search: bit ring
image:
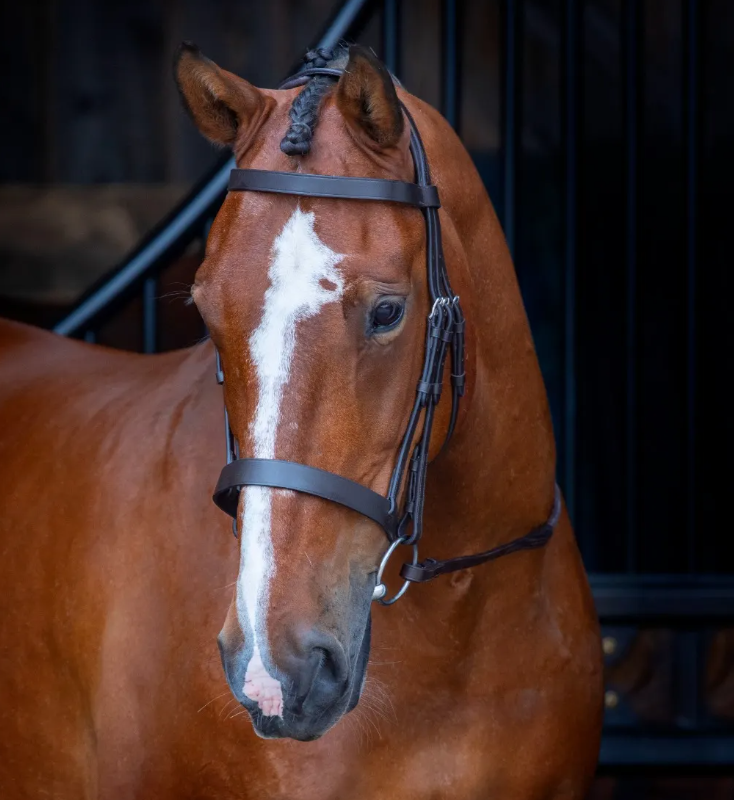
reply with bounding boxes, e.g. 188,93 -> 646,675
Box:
372,536 -> 419,606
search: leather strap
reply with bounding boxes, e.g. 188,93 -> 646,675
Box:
213,458 -> 397,537
278,67 -> 347,89
228,169 -> 441,209
400,485 -> 562,582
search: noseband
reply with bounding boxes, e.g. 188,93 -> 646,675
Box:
212,65 -> 561,604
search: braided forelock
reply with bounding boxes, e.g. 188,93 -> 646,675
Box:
280,46 -> 350,156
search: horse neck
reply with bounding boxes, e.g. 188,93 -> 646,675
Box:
420,142 -> 557,582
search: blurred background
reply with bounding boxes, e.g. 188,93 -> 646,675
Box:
1,0 -> 733,795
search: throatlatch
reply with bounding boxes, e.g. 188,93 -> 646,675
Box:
211,57 -> 560,605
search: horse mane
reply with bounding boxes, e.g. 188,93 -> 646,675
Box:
280,46 -> 350,156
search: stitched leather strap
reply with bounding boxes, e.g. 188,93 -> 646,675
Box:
213,458 -> 397,537
228,169 -> 441,209
400,485 -> 562,582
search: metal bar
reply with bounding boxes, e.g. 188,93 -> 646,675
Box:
53,160 -> 229,338
441,0 -> 461,131
382,0 -> 400,76
502,0 -> 518,256
599,734 -> 734,767
562,0 -> 578,533
675,631 -> 700,729
318,0 -> 376,51
623,0 -> 639,572
202,217 -> 214,252
142,276 -> 158,354
591,574 -> 734,620
57,184 -> 231,346
684,0 -> 698,572
53,0 -> 377,339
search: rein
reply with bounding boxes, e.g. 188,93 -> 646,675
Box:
211,65 -> 561,605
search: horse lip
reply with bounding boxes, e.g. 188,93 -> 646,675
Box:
248,706 -> 339,742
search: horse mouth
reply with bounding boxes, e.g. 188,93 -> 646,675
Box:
245,704 -> 345,742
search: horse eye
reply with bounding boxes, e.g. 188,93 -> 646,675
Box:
371,299 -> 405,331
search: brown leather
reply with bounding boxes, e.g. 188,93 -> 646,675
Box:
214,458 -> 397,535
400,485 -> 561,581
228,169 -> 441,208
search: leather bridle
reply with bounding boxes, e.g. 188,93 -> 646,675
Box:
211,65 -> 561,605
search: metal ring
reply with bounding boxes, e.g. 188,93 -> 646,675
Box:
372,536 -> 419,606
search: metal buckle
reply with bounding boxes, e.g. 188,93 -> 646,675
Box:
372,536 -> 419,606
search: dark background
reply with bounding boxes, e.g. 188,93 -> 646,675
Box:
1,0 -> 733,796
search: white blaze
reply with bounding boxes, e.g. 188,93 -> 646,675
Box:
238,208 -> 345,717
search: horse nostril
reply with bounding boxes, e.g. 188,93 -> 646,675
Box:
311,645 -> 340,685
291,649 -> 323,712
290,633 -> 348,715
309,647 -> 327,677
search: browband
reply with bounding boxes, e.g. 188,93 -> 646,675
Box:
228,169 -> 440,209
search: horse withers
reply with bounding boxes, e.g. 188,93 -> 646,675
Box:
0,43 -> 603,799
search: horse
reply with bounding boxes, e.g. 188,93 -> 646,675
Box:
0,43 -> 603,799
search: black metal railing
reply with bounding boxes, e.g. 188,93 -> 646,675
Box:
48,0 -> 734,769
53,0 -> 376,342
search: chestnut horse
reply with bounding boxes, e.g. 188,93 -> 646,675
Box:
0,44 -> 602,799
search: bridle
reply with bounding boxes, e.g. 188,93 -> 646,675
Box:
211,64 -> 561,605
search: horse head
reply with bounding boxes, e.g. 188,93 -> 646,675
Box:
176,43 -> 458,741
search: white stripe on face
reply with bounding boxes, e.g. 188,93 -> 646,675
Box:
237,208 -> 345,717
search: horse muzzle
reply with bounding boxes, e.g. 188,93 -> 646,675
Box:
217,624 -> 368,741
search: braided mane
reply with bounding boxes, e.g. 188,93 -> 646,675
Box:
280,46 -> 350,156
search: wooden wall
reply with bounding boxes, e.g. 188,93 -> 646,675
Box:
0,0 -> 336,184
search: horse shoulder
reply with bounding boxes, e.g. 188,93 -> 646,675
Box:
0,322 -> 228,798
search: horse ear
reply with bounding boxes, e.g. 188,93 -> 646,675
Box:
335,45 -> 404,150
174,42 -> 266,147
